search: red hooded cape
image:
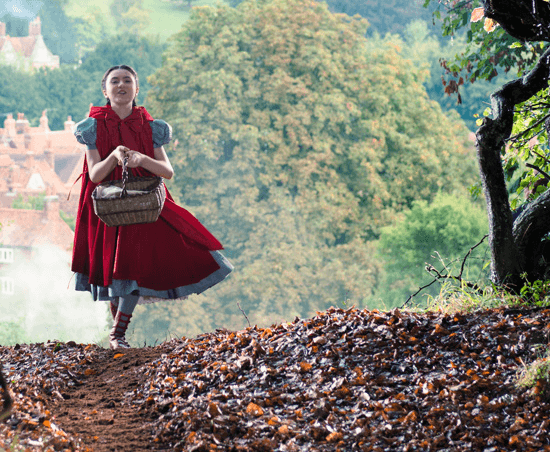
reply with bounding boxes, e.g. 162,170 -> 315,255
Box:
71,105 -> 223,290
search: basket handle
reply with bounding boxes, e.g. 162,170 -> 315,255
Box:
121,156 -> 129,198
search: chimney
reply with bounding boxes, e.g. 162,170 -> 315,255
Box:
29,17 -> 41,36
43,195 -> 60,221
39,110 -> 49,131
64,116 -> 75,132
4,114 -> 15,136
0,22 -> 5,37
15,113 -> 29,134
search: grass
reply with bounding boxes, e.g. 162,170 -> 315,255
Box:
517,351 -> 550,397
66,0 -> 229,42
417,279 -> 550,396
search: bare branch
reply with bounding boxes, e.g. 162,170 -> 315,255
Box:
237,302 -> 251,328
400,235 -> 488,309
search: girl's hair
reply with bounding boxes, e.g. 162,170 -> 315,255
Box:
101,65 -> 139,107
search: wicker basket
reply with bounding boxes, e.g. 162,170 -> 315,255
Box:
92,158 -> 166,227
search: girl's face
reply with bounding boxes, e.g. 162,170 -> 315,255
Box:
103,69 -> 139,106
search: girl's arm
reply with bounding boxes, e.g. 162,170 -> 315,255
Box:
86,146 -> 127,183
126,147 -> 174,180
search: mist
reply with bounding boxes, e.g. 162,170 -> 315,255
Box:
0,244 -> 108,345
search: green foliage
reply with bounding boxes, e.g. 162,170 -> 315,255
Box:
424,0 -> 546,84
231,0 -> 434,36
0,65 -> 38,119
0,34 -> 165,130
71,6 -> 112,58
110,0 -> 152,35
146,0 -> 478,329
163,0 -> 201,8
0,14 -> 28,37
398,20 -> 516,131
368,193 -> 489,309
59,210 -> 76,231
422,0 -> 550,226
37,0 -> 80,64
502,88 -> 550,211
75,33 -> 166,110
322,0 -> 434,37
517,351 -> 550,395
519,275 -> 550,306
11,192 -> 46,210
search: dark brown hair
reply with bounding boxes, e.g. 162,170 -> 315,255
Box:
101,65 -> 139,107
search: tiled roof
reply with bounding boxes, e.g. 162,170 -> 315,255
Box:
56,154 -> 84,184
0,113 -> 86,201
0,205 -> 73,251
0,36 -> 36,57
0,155 -> 66,194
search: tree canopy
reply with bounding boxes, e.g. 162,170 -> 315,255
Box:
146,0 -> 478,329
0,34 -> 165,130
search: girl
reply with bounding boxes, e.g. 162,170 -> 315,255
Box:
72,65 -> 233,349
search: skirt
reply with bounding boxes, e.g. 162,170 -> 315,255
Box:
75,250 -> 233,303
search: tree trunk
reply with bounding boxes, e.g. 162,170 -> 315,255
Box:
476,46 -> 550,288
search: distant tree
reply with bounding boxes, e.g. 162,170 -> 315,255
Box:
163,0 -> 200,8
398,20 -> 515,131
0,14 -> 28,36
72,6 -> 112,59
110,0 -> 151,35
369,193 -> 489,309
36,0 -> 79,64
79,33 -> 165,108
147,0 -> 478,329
228,0 -> 433,36
0,64 -> 39,121
11,192 -> 46,210
33,65 -> 95,130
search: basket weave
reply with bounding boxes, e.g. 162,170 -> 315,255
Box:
92,160 -> 166,227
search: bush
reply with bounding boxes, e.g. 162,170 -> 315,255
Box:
368,193 -> 490,309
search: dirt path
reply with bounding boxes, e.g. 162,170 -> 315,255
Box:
3,306 -> 550,451
49,347 -> 168,452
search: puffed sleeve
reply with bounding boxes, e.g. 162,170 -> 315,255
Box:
150,119 -> 172,148
73,117 -> 97,150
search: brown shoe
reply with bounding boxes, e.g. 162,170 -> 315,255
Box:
109,312 -> 132,349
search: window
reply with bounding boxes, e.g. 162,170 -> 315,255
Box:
0,277 -> 14,295
0,248 -> 14,263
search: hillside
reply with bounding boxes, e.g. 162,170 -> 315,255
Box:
0,306 -> 549,451
66,0 -> 229,41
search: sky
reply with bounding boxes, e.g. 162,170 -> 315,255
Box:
0,0 -> 42,19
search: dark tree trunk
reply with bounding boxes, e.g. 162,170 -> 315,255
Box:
476,35 -> 550,288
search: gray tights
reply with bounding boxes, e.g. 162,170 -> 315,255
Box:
111,294 -> 140,315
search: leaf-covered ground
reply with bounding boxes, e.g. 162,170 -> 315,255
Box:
1,306 -> 550,451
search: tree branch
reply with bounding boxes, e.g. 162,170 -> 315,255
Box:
525,163 -> 550,182
400,235 -> 488,309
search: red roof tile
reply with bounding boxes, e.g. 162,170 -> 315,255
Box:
0,204 -> 73,251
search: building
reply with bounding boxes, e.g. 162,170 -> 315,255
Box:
0,110 -> 85,216
0,196 -> 73,297
0,17 -> 60,71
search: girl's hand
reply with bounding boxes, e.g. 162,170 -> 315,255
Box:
111,146 -> 129,165
125,150 -> 144,168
